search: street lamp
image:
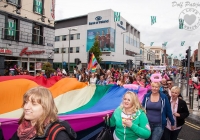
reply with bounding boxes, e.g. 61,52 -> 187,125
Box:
121,30 -> 128,55
68,28 -> 77,73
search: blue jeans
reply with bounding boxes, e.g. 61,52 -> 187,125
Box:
147,123 -> 164,140
161,127 -> 182,140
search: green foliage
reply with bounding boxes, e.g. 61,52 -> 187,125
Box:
89,37 -> 103,63
42,62 -> 55,78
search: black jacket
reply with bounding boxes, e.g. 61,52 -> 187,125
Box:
176,98 -> 189,127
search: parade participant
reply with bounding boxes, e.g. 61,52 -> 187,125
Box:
117,75 -> 125,86
10,86 -> 76,140
89,73 -> 97,85
132,75 -> 144,86
142,82 -> 175,140
162,86 -> 189,140
97,75 -> 107,85
109,91 -> 151,140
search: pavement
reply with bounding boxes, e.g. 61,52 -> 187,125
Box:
175,77 -> 200,119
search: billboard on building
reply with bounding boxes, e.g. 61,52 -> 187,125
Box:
86,27 -> 115,52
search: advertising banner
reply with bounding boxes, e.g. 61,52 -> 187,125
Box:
145,65 -> 166,70
86,27 -> 115,52
36,62 -> 42,70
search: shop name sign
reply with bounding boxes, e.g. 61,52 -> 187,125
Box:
20,47 -> 45,56
89,16 -> 109,25
117,21 -> 126,30
0,49 -> 12,54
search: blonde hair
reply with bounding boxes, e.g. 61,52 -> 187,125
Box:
171,86 -> 180,94
151,82 -> 161,87
120,91 -> 143,113
19,86 -> 58,136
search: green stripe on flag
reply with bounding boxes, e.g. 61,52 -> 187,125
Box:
62,85 -> 113,115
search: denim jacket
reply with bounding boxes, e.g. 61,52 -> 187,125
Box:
142,91 -> 175,128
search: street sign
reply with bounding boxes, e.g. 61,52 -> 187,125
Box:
194,61 -> 200,67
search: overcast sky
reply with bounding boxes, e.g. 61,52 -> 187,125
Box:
55,0 -> 200,58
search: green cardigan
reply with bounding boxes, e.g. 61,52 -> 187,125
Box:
109,107 -> 151,140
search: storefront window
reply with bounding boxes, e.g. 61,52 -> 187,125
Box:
22,62 -> 27,70
29,62 -> 35,71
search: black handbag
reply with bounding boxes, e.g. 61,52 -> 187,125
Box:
95,116 -> 113,140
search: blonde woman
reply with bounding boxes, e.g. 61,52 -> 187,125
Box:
109,91 -> 151,140
162,86 -> 189,140
142,82 -> 175,140
10,86 -> 76,140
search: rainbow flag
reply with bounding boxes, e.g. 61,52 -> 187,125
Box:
0,76 -> 148,139
88,53 -> 98,72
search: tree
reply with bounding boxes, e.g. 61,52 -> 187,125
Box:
42,62 -> 55,78
89,37 -> 103,63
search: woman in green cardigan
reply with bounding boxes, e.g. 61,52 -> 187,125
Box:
109,91 -> 151,140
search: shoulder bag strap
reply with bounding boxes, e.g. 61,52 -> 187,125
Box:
46,123 -> 66,140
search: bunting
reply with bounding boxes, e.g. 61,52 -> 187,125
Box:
163,42 -> 168,47
179,19 -> 184,29
150,42 -> 154,46
114,12 -> 120,22
151,16 -> 156,25
181,41 -> 185,46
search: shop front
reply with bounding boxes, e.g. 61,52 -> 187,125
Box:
1,47 -> 48,76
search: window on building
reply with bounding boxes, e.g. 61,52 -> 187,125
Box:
76,47 -> 79,53
32,24 -> 43,45
55,36 -> 60,41
5,18 -> 17,40
61,48 -> 66,53
70,34 -> 74,40
77,33 -> 80,39
33,0 -> 43,15
62,35 -> 66,41
54,48 -> 59,53
126,36 -> 129,44
70,47 -> 73,53
6,0 -> 20,5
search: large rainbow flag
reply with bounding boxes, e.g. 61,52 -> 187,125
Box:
0,76 -> 148,140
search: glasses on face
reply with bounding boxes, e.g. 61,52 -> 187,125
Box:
167,83 -> 172,85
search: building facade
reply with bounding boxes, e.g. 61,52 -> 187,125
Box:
0,0 -> 55,76
146,46 -> 165,65
137,42 -> 155,66
54,9 -> 141,71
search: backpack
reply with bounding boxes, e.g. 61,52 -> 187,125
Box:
46,120 -> 77,140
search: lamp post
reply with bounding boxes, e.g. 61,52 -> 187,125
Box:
121,30 -> 128,55
68,28 -> 77,73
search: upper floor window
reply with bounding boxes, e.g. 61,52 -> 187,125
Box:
55,36 -> 60,41
54,48 -> 59,53
77,33 -> 80,39
32,24 -> 44,45
62,35 -> 66,41
70,34 -> 74,40
76,47 -> 79,53
6,0 -> 20,5
33,0 -> 43,15
5,18 -> 17,40
61,48 -> 66,53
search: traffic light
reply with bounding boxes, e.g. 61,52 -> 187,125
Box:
75,58 -> 81,65
185,49 -> 189,61
140,61 -> 143,66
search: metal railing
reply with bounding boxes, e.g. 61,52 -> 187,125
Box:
1,28 -> 45,46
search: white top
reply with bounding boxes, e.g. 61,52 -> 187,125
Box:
90,77 -> 97,85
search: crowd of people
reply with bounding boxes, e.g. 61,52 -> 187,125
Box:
3,65 -> 200,140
